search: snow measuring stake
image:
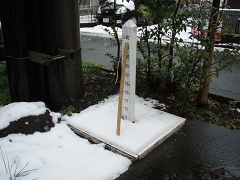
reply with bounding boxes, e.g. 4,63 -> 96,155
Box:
116,20 -> 137,136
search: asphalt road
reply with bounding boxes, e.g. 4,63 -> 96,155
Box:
81,34 -> 116,69
80,33 -> 240,101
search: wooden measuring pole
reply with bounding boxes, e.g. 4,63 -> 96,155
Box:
116,42 -> 129,136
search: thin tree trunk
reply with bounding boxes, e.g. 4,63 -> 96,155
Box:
166,0 -> 181,91
197,0 -> 220,105
145,26 -> 151,83
168,0 -> 181,72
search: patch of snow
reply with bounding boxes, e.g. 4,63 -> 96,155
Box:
0,102 -> 46,129
108,0 -> 135,10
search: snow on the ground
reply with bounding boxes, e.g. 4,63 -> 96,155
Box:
0,97 -> 133,180
66,95 -> 185,156
80,24 -> 193,43
0,94 -> 186,180
0,102 -> 46,130
0,123 -> 131,180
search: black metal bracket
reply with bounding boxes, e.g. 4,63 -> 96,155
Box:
58,47 -> 82,61
3,47 -> 81,65
28,50 -> 65,66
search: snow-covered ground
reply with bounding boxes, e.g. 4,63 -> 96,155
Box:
0,94 -> 186,180
66,95 -> 185,159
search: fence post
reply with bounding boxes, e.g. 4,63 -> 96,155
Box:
121,20 -> 137,123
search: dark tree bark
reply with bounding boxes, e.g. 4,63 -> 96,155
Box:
23,0 -> 47,103
0,0 -> 30,102
40,0 -> 62,111
1,0 -> 62,111
56,0 -> 84,100
197,0 -> 221,105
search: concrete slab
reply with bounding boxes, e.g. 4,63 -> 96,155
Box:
67,95 -> 186,161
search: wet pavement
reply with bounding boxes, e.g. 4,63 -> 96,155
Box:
117,119 -> 240,179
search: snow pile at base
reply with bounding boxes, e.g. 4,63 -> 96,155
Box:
0,102 -> 46,129
0,95 -> 185,180
0,99 -> 131,180
0,123 -> 131,180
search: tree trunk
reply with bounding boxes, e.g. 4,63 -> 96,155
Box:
0,0 -> 31,102
197,0 -> 221,105
56,0 -> 84,101
166,0 -> 181,91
